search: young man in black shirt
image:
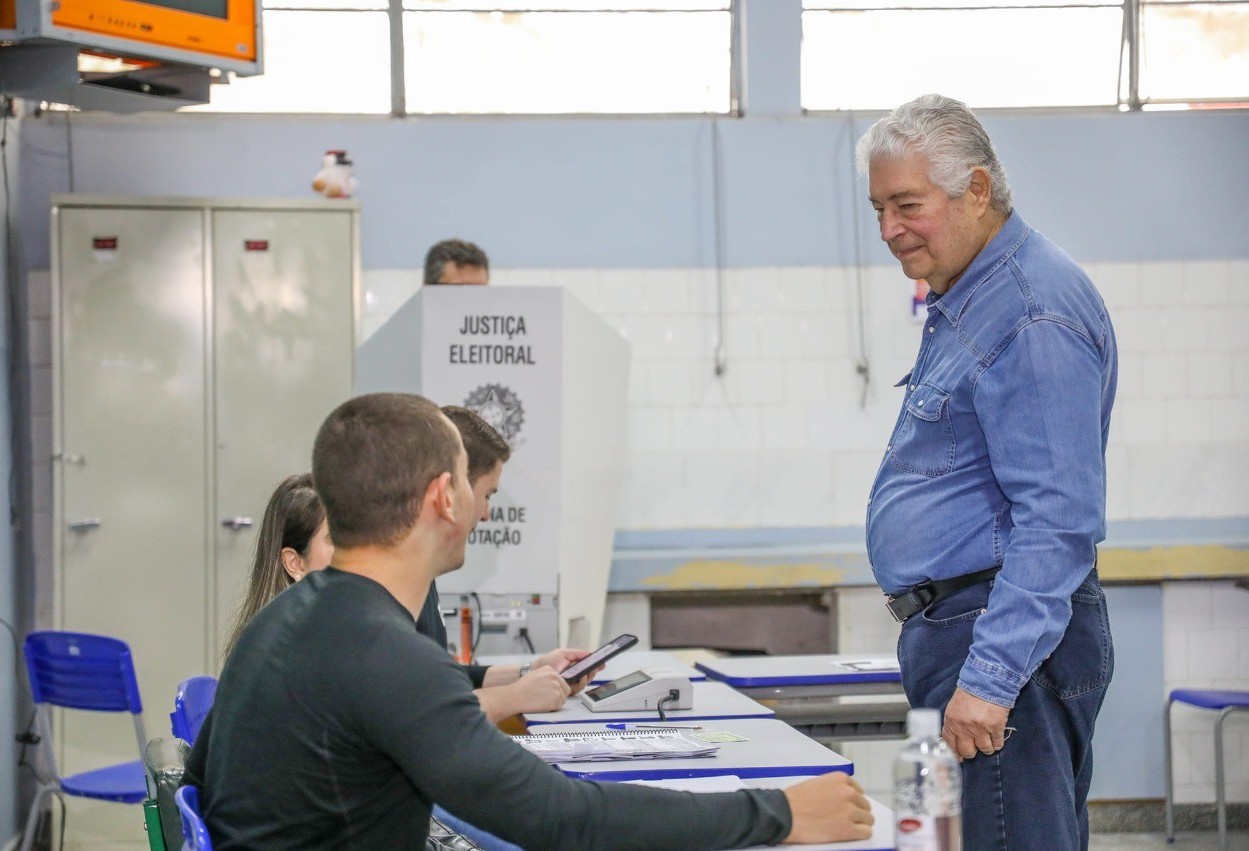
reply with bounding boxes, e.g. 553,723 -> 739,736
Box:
186,392 -> 873,849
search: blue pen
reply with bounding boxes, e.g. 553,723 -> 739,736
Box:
606,723 -> 702,730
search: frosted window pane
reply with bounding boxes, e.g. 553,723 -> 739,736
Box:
1140,3 -> 1249,101
804,0 -> 1117,7
263,0 -> 386,10
187,11 -> 391,113
405,2 -> 727,10
802,8 -> 1123,110
403,11 -> 730,113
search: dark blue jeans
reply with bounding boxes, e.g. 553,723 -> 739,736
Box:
897,570 -> 1113,850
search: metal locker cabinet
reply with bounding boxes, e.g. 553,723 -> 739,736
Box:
53,203 -> 210,843
210,205 -> 357,662
50,196 -> 357,846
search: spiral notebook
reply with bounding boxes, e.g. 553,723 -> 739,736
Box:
514,729 -> 720,763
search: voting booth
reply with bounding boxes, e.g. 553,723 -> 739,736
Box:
356,285 -> 629,652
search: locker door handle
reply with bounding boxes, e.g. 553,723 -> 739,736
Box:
221,517 -> 255,530
68,518 -> 102,531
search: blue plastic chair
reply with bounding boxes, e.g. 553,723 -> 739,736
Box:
175,785 -> 213,850
19,631 -> 150,851
1164,688 -> 1249,851
170,676 -> 218,746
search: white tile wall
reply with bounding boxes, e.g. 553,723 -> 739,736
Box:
360,256 -> 1249,530
1138,261 -> 1187,306
1181,260 -> 1232,306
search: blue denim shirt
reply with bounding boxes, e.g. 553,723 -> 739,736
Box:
867,211 -> 1117,708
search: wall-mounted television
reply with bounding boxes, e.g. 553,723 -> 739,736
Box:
2,0 -> 260,75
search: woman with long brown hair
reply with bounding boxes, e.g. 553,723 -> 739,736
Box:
222,473 -> 332,661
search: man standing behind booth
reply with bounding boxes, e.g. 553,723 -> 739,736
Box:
419,243 -> 572,717
185,393 -> 874,849
858,94 -> 1117,850
425,238 -> 490,286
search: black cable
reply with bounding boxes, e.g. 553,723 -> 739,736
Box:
656,689 -> 680,722
2,611 -> 67,850
0,616 -> 30,699
517,627 -> 535,655
15,703 -> 66,850
16,708 -> 45,779
470,592 -> 482,653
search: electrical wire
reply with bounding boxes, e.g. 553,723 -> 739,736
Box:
16,702 -> 67,851
0,616 -> 31,700
17,134 -> 70,160
710,118 -> 728,378
470,592 -> 482,653
517,627 -> 535,655
846,112 -> 872,409
656,690 -> 680,722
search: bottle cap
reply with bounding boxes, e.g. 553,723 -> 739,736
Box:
906,707 -> 941,739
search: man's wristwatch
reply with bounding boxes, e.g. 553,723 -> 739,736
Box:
518,663 -> 532,680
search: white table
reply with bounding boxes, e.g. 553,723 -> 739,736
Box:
696,655 -> 909,743
696,654 -> 903,699
542,717 -> 854,783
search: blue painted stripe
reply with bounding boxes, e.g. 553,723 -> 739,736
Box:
694,662 -> 900,689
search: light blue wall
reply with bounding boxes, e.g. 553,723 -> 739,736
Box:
17,109 -> 1249,275
1091,585 -> 1165,800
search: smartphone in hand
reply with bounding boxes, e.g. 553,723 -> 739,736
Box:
559,633 -> 638,683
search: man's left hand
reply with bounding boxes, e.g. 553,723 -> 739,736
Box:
533,647 -> 584,672
532,648 -> 602,695
942,686 -> 1010,761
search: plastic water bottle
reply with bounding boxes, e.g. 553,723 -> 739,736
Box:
894,708 -> 962,850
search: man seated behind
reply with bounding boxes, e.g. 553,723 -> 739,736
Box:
186,392 -> 873,849
425,404 -> 583,720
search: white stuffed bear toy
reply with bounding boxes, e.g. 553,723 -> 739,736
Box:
311,150 -> 357,198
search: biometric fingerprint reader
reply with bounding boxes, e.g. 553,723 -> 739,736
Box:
579,670 -> 694,712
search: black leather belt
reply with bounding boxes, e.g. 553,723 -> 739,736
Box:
885,566 -> 1002,623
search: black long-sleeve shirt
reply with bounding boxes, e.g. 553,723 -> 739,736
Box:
185,568 -> 792,849
416,581 -> 488,687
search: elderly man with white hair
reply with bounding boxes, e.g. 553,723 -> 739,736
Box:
859,94 -> 1118,851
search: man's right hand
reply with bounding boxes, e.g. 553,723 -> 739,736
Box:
508,667 -> 570,713
475,668 -> 571,722
782,772 -> 874,844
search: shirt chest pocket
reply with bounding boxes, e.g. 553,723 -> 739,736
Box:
888,382 -> 955,478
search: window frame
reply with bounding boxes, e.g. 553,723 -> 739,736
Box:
185,0 -> 1246,114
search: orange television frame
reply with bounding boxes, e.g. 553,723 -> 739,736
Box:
5,0 -> 260,74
